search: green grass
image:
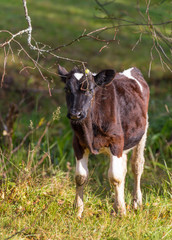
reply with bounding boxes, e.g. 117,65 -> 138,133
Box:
0,0 -> 172,239
0,168 -> 171,239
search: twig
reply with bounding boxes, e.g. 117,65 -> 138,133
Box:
96,17 -> 172,27
32,152 -> 49,172
0,113 -> 8,131
0,0 -> 171,85
50,26 -> 115,52
148,43 -> 155,77
36,121 -> 51,148
94,0 -> 114,26
1,47 -> 9,87
0,0 -> 87,66
99,42 -> 109,52
137,0 -> 147,23
11,124 -> 41,154
13,38 -> 53,95
162,224 -> 172,239
26,121 -> 51,170
132,33 -> 143,51
95,0 -> 172,75
4,228 -> 26,240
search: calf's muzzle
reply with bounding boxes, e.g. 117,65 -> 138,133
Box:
67,111 -> 86,121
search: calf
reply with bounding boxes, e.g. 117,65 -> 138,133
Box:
58,65 -> 149,217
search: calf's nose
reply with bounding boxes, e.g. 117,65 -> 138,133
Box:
69,111 -> 82,120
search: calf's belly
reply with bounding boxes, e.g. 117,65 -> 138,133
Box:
123,130 -> 145,151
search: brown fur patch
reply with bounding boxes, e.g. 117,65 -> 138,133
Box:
71,68 -> 149,159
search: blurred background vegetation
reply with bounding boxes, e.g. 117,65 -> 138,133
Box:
0,0 -> 171,239
0,0 -> 171,175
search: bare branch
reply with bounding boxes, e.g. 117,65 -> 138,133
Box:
94,0 -> 114,25
51,27 -> 115,52
1,47 -> 8,87
0,0 -> 87,66
0,0 -> 171,86
94,0 -> 172,74
96,18 -> 172,27
148,43 -> 155,78
0,113 -> 7,131
32,152 -> 49,172
132,33 -> 142,51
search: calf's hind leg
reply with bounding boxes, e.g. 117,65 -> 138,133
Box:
74,150 -> 89,218
131,123 -> 148,210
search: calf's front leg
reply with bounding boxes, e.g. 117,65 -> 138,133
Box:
108,153 -> 127,215
74,150 -> 89,218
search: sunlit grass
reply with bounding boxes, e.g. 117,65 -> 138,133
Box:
0,95 -> 172,239
0,164 -> 171,239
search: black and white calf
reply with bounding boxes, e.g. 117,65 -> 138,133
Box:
58,65 -> 149,217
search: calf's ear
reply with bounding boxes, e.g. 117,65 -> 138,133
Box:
58,65 -> 68,83
94,69 -> 115,86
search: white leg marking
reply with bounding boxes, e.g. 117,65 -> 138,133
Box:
75,150 -> 89,218
108,153 -> 127,215
132,117 -> 148,209
119,68 -> 143,92
75,153 -> 88,178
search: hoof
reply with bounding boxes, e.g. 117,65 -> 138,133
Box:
73,200 -> 83,218
133,199 -> 142,210
77,211 -> 83,219
133,200 -> 138,210
111,205 -> 126,216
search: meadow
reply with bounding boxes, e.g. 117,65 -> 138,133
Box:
0,0 -> 172,239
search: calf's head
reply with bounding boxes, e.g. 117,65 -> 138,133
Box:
58,65 -> 115,122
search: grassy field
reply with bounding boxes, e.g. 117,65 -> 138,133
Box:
0,0 -> 172,239
0,88 -> 171,239
0,168 -> 171,239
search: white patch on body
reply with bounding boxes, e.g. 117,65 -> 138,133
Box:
74,73 -> 84,81
120,67 -> 143,92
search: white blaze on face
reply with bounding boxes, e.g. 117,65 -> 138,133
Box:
120,68 -> 143,92
92,73 -> 97,76
74,73 -> 84,81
